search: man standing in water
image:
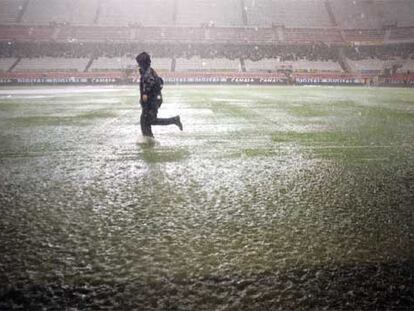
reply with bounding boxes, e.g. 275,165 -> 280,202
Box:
136,52 -> 183,138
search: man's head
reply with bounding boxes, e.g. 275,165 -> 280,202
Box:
136,52 -> 151,70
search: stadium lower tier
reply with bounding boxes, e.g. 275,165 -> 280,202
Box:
0,71 -> 413,86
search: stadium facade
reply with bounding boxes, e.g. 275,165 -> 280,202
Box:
0,0 -> 413,86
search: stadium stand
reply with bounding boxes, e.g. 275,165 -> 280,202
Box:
0,25 -> 53,41
134,27 -> 185,42
243,0 -> 276,26
89,56 -> 171,72
98,0 -> 174,26
89,56 -> 134,71
57,26 -> 132,42
282,0 -> 333,28
22,0 -> 98,25
0,57 -> 17,72
14,57 -> 89,72
377,0 -> 414,27
175,57 -> 241,72
347,58 -> 392,74
288,60 -> 342,72
245,58 -> 278,72
151,58 -> 173,72
0,0 -> 413,86
284,28 -> 343,45
390,27 -> 414,42
342,29 -> 385,44
329,0 -> 381,29
328,0 -> 413,30
10,0 -> 414,30
176,0 -> 242,27
0,0 -> 26,24
400,59 -> 414,73
244,0 -> 332,28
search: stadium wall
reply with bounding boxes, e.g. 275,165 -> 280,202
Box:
1,71 -> 412,86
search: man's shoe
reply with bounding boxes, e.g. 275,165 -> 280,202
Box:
176,116 -> 183,131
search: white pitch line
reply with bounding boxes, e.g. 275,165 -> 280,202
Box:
305,145 -> 392,149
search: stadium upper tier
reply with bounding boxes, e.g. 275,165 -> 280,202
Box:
0,0 -> 413,49
244,0 -> 333,28
330,0 -> 414,29
22,0 -> 98,25
0,0 -> 25,24
0,0 -> 413,29
176,0 -> 242,27
97,0 -> 174,26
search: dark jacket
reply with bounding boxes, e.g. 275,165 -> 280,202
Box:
139,67 -> 163,108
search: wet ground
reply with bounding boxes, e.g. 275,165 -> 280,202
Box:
0,85 -> 414,310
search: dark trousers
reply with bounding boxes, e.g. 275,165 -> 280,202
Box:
140,104 -> 176,137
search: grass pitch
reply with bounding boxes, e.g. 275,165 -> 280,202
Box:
0,85 -> 414,309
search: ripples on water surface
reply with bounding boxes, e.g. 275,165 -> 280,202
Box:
0,85 -> 414,310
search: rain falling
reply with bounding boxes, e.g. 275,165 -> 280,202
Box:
0,0 -> 414,310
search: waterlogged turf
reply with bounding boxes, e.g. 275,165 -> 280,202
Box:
0,85 -> 414,310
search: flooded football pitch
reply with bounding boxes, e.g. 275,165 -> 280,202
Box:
0,85 -> 414,310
